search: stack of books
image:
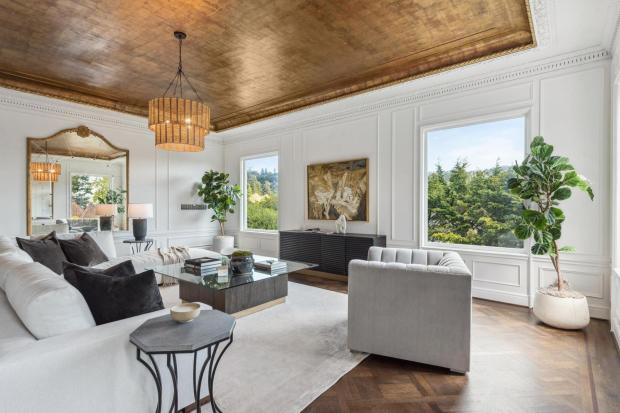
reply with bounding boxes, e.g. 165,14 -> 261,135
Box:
254,259 -> 288,274
184,257 -> 221,276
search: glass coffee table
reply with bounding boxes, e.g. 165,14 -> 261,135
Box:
150,256 -> 316,317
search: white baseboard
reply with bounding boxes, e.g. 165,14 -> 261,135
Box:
590,305 -> 610,320
472,287 -> 529,306
612,318 -> 620,354
473,287 -> 610,320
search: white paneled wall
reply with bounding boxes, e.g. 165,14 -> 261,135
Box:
0,88 -> 224,255
223,52 -> 612,319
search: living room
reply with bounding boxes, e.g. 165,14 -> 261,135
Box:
1,1 -> 620,412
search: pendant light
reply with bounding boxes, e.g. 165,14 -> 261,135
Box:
31,141 -> 61,182
148,31 -> 210,152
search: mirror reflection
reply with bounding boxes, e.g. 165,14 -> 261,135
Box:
28,126 -> 129,235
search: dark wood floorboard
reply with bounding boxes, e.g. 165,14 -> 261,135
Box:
289,274 -> 620,413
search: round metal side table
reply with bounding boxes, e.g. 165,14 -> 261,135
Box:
123,238 -> 154,254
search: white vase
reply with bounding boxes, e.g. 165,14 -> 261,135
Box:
213,235 -> 234,254
532,290 -> 590,330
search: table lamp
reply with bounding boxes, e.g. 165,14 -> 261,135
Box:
128,204 -> 153,241
95,204 -> 116,231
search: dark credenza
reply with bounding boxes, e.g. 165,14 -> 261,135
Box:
279,230 -> 386,276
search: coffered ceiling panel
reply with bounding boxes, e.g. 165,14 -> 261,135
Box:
0,0 -> 534,130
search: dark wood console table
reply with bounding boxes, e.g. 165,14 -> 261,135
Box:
279,230 -> 386,276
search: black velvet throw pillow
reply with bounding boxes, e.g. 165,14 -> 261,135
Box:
16,231 -> 67,274
72,269 -> 164,325
62,260 -> 136,288
58,232 -> 108,266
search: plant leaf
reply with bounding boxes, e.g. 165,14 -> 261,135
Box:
531,242 -> 549,255
514,224 -> 532,240
553,187 -> 572,201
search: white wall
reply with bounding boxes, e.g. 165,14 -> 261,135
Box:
0,88 -> 224,256
609,32 -> 620,347
222,50 -> 612,319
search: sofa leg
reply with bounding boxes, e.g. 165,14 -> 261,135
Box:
450,368 -> 467,375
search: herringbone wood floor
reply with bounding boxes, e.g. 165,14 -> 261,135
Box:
288,274 -> 620,413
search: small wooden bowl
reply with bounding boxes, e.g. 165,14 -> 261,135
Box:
170,303 -> 200,323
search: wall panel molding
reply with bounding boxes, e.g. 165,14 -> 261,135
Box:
473,260 -> 522,287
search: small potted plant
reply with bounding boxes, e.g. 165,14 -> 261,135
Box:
229,250 -> 254,276
509,136 -> 594,329
197,170 -> 242,253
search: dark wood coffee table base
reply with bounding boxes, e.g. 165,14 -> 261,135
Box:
179,273 -> 288,317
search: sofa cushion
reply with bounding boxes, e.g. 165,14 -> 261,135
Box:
58,232 -> 108,266
0,290 -> 36,353
4,262 -> 96,339
63,260 -> 136,287
16,231 -> 67,274
71,268 -> 163,325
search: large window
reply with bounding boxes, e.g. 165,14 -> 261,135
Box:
242,154 -> 278,231
425,116 -> 525,249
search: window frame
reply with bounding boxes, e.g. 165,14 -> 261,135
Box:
240,151 -> 279,234
419,109 -> 530,254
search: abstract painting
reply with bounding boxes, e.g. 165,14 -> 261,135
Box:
307,158 -> 368,221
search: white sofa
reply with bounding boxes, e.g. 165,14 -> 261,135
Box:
348,247 -> 472,373
0,232 -> 220,412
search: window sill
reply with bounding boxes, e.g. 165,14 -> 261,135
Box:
239,230 -> 279,237
422,243 -> 528,258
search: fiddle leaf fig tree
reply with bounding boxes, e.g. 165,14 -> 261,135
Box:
508,136 -> 594,292
197,170 -> 242,236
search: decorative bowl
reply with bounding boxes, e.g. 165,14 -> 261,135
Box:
170,302 -> 200,323
230,252 -> 254,276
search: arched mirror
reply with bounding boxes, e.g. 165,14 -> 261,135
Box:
27,126 -> 129,236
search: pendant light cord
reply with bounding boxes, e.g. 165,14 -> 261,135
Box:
162,33 -> 204,103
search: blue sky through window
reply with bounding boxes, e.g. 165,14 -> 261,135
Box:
427,117 -> 525,172
245,155 -> 278,172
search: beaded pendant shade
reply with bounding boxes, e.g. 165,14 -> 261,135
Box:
148,32 -> 210,152
30,141 -> 61,182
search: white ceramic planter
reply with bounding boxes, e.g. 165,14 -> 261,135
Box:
213,235 -> 234,253
532,290 -> 590,330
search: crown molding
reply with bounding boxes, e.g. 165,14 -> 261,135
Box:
603,0 -> 620,52
0,87 -> 147,131
0,87 -> 226,143
530,0 -> 553,50
220,47 -> 610,145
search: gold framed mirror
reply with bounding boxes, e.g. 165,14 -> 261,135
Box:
27,126 -> 129,236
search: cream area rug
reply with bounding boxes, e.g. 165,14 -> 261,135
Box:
159,282 -> 367,413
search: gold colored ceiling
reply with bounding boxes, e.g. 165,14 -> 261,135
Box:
0,0 -> 534,131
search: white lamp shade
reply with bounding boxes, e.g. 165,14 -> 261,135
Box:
128,203 -> 153,219
95,204 -> 116,216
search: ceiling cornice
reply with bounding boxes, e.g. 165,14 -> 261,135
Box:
0,88 -> 225,143
218,47 -> 610,144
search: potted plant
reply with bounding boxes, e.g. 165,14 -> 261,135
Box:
229,250 -> 254,276
508,136 -> 594,329
197,170 -> 242,253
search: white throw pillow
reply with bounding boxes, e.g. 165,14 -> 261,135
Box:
87,231 -> 117,259
0,237 -> 34,291
0,235 -> 30,259
5,262 -> 95,339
